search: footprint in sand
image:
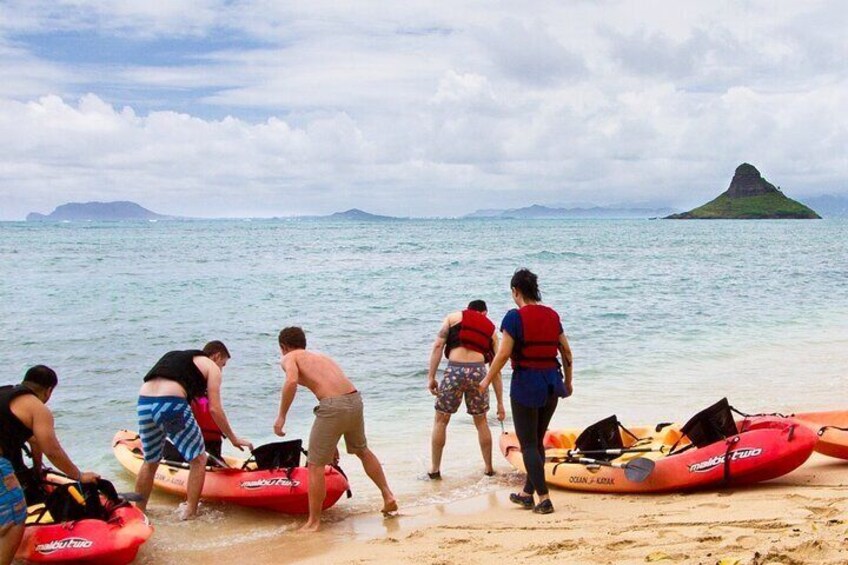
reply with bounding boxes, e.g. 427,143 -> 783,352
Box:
733,535 -> 758,550
698,502 -> 731,509
805,505 -> 840,519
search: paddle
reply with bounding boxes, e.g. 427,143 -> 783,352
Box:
562,446 -> 665,457
550,456 -> 655,482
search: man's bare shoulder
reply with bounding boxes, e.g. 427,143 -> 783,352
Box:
446,311 -> 462,325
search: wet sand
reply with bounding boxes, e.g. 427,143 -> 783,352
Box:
135,453 -> 848,564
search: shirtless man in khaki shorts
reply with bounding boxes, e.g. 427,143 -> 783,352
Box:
274,326 -> 397,532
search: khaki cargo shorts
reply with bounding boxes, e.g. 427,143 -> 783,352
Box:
308,391 -> 368,466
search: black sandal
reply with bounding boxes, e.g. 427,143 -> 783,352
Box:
509,492 -> 534,509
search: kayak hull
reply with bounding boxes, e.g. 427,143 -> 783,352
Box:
17,503 -> 151,564
112,430 -> 348,514
500,416 -> 816,493
793,411 -> 848,460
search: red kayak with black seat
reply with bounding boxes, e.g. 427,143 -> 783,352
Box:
17,474 -> 152,564
500,398 -> 817,493
112,430 -> 349,514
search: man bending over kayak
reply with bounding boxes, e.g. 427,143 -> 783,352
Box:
274,326 -> 397,532
0,366 -> 100,565
135,341 -> 252,520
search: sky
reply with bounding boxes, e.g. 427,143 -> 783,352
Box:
0,1 -> 845,219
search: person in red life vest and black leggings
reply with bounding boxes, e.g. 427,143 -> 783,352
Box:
427,300 -> 505,479
1,366 -> 100,564
479,269 -> 573,514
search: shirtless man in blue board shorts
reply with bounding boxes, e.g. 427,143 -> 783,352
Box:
274,326 -> 397,532
134,341 -> 253,520
427,300 -> 505,479
0,366 -> 100,565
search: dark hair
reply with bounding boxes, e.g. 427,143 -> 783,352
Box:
203,340 -> 231,359
278,327 -> 307,350
467,299 -> 487,312
24,365 -> 58,389
510,268 -> 541,302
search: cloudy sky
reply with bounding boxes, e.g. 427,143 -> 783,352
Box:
0,1 -> 845,219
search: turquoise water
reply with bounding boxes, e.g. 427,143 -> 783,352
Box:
1,219 -> 847,522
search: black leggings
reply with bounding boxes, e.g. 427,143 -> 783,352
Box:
511,394 -> 558,496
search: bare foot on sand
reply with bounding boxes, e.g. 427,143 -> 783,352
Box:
381,499 -> 399,517
298,520 -> 320,533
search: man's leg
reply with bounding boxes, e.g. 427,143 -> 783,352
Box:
353,448 -> 397,514
472,413 -> 494,475
134,461 -> 159,512
181,452 -> 208,520
430,411 -> 451,476
300,462 -> 325,532
0,523 -> 24,565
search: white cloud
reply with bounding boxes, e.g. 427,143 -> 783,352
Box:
0,0 -> 845,219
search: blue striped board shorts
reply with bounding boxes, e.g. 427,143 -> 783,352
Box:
137,396 -> 205,463
0,456 -> 27,526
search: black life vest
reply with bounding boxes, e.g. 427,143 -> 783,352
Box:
0,384 -> 36,473
510,305 -> 561,370
444,310 -> 495,362
143,350 -> 207,402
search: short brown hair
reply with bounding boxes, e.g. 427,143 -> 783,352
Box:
278,327 -> 307,350
203,340 -> 231,359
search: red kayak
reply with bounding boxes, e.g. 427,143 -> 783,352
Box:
17,479 -> 152,564
112,430 -> 349,514
793,410 -> 848,460
501,400 -> 816,493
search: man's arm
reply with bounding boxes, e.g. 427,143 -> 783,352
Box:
480,331 -> 514,392
205,360 -> 253,451
427,318 -> 450,395
29,399 -> 98,483
274,354 -> 299,436
559,333 -> 573,396
489,330 -> 505,420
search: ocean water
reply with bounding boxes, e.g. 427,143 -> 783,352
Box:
1,218 -> 847,535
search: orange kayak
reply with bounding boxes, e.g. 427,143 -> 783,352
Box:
112,430 -> 349,514
500,416 -> 815,493
793,411 -> 848,460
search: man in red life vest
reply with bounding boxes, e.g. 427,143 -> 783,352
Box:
427,300 -> 504,479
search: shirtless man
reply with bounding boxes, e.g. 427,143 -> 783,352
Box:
274,326 -> 397,532
0,365 -> 99,565
134,341 -> 252,520
427,299 -> 504,478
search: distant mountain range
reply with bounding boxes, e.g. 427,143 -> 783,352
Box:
27,201 -> 170,221
798,195 -> 848,218
465,204 -> 678,219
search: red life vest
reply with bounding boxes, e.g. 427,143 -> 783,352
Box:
458,310 -> 495,355
445,310 -> 495,361
511,304 -> 561,370
191,397 -> 224,441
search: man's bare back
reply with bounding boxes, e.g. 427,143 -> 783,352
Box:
283,349 -> 357,400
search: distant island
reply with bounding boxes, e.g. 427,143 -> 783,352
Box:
27,201 -> 169,222
466,204 -> 677,219
324,208 -> 400,221
666,164 -> 820,220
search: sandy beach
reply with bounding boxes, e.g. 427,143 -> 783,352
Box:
137,452 -> 848,565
